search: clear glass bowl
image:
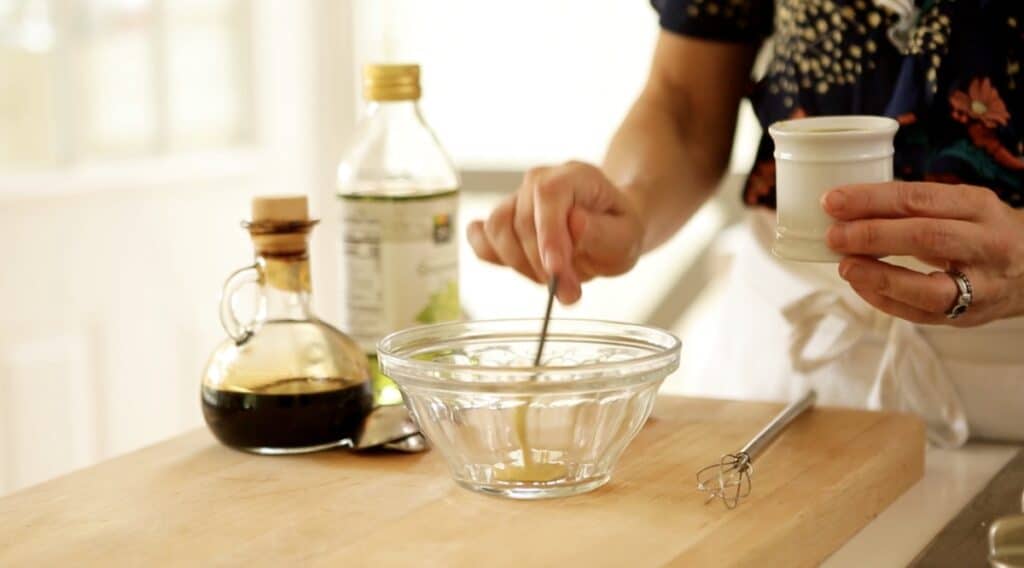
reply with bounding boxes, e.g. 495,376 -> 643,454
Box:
377,319 -> 681,499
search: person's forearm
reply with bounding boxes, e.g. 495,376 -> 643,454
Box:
602,91 -> 731,252
601,33 -> 756,253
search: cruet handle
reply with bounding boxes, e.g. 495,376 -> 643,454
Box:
219,264 -> 265,344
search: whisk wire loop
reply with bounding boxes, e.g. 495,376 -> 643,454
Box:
695,391 -> 816,509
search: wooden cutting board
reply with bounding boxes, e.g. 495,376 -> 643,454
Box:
0,396 -> 924,567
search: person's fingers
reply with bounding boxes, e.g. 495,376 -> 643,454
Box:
826,218 -> 987,262
532,173 -> 581,303
838,256 -> 958,314
483,194 -> 543,283
468,160 -> 639,305
822,181 -> 999,222
513,177 -> 546,281
571,208 -> 643,276
916,257 -> 951,270
848,284 -> 945,325
568,207 -> 587,244
566,209 -> 597,283
466,220 -> 501,265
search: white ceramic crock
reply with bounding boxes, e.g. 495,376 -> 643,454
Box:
768,115 -> 899,263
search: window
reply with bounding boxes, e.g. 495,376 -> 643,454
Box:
0,0 -> 253,172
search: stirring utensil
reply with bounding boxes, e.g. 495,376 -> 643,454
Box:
502,277 -> 561,479
696,390 -> 817,509
533,277 -> 559,367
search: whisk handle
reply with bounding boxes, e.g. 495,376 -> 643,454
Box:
740,390 -> 817,461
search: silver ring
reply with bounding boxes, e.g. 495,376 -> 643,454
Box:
946,269 -> 973,320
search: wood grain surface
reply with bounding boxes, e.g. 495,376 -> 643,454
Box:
0,396 -> 925,567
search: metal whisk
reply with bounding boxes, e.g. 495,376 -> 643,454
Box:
696,390 -> 817,509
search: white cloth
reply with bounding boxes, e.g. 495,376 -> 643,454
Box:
677,211 -> 1024,446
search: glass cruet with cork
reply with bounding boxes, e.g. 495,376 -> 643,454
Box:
200,195 -> 374,454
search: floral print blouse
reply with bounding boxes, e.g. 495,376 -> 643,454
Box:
651,0 -> 1024,209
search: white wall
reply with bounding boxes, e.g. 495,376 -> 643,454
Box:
0,181 -> 252,492
0,0 -> 342,496
352,0 -> 761,171
354,0 -> 659,167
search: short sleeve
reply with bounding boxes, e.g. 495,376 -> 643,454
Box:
651,0 -> 774,44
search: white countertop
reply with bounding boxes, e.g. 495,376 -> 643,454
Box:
825,444 -> 1021,567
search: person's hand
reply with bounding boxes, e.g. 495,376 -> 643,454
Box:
467,161 -> 644,304
822,181 -> 1024,326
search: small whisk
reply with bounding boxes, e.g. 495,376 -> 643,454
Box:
696,390 -> 817,509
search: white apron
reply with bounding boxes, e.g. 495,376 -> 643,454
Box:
676,210 -> 1024,446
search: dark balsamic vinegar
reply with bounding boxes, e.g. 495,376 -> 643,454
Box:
201,378 -> 373,451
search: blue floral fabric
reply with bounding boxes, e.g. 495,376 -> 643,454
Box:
651,0 -> 1024,208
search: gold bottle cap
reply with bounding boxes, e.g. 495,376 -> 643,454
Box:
247,194 -> 316,255
363,63 -> 421,101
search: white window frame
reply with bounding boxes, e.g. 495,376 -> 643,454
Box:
0,1 -> 358,202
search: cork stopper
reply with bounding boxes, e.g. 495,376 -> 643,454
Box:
246,194 -> 317,255
252,195 -> 308,224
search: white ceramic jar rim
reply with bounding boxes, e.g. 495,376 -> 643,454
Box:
769,115 -> 899,163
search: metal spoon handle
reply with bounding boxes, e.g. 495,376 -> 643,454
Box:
740,390 -> 817,461
533,277 -> 559,367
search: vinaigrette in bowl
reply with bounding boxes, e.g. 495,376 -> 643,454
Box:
377,319 -> 680,499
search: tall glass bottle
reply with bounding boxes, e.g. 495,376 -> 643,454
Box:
337,64 -> 461,406
201,195 -> 373,454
